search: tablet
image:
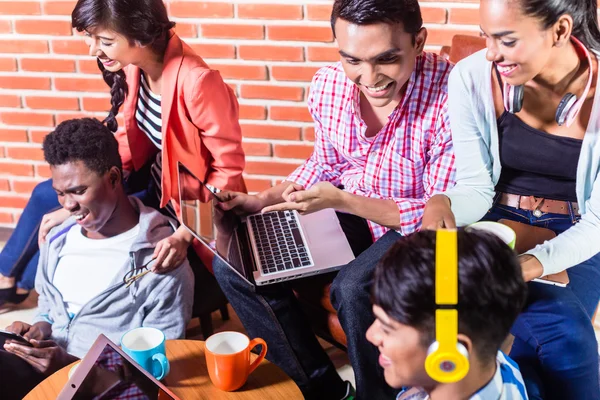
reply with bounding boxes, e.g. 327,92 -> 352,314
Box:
57,334 -> 180,400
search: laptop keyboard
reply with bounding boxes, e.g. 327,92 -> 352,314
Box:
249,211 -> 313,274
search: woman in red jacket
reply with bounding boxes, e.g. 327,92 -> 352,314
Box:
71,0 -> 245,271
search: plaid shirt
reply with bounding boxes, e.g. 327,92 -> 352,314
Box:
397,351 -> 528,400
287,53 -> 455,239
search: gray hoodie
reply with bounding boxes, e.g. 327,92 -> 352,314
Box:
32,197 -> 194,358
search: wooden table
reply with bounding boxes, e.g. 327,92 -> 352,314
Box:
24,339 -> 302,399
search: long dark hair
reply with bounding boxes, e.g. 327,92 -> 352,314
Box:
72,0 -> 175,132
519,0 -> 600,52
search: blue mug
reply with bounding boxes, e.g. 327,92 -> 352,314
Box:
120,327 -> 170,380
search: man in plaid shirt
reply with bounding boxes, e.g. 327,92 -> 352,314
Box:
216,0 -> 455,398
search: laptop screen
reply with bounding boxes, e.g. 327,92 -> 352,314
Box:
177,162 -> 249,280
70,343 -> 175,400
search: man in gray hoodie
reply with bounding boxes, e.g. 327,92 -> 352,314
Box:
0,118 -> 194,399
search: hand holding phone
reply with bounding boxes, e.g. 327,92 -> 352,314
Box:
0,329 -> 33,347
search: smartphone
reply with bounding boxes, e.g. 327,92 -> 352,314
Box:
531,278 -> 567,288
0,329 -> 33,346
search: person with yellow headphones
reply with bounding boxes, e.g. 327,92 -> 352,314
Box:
366,229 -> 528,399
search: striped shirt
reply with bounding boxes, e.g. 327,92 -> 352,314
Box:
397,352 -> 529,400
136,73 -> 162,149
286,53 -> 455,240
135,73 -> 177,219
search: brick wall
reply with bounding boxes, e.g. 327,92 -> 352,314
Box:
0,0 -> 482,226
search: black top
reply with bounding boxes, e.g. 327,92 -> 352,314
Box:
493,68 -> 583,201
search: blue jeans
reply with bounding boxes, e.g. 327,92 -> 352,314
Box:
0,165 -> 153,291
0,180 -> 60,289
483,203 -> 600,399
213,218 -> 396,400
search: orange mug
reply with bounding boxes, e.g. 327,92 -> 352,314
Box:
205,331 -> 268,391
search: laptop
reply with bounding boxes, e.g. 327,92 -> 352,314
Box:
57,334 -> 179,400
177,162 -> 355,286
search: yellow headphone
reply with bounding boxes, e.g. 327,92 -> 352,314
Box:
424,229 -> 470,383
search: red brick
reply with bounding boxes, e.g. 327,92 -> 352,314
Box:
268,26 -> 333,42
21,58 -> 76,72
54,77 -> 107,92
306,4 -> 331,21
241,124 -> 301,141
427,28 -> 479,46
0,20 -> 11,33
422,7 -> 448,24
0,195 -> 28,209
449,8 -> 480,25
239,45 -> 304,62
55,112 -> 95,124
242,141 -> 272,157
25,96 -> 79,111
0,162 -> 34,176
245,161 -> 300,176
0,112 -> 54,127
173,22 -> 197,38
238,4 -> 302,20
239,105 -> 267,120
307,46 -> 339,62
170,1 -> 233,18
11,179 -> 40,194
6,146 -> 44,161
0,2 -> 41,15
243,177 -> 273,193
51,39 -> 88,55
0,212 -> 13,224
188,43 -> 235,59
0,95 -> 20,108
30,130 -> 50,144
274,144 -> 314,159
43,1 -> 77,15
14,19 -> 72,36
77,59 -> 100,74
201,24 -> 264,40
0,178 -> 8,191
303,127 -> 315,141
82,97 -> 110,112
0,76 -> 50,90
240,85 -> 304,102
0,40 -> 48,53
0,57 -> 16,71
0,147 -> 4,158
36,164 -> 51,178
271,66 -> 319,82
0,129 -> 27,143
270,106 -> 312,123
211,64 -> 267,80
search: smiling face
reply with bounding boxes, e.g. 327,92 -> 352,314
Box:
480,0 -> 556,85
366,305 -> 436,389
334,18 -> 426,108
83,26 -> 143,72
51,161 -> 120,239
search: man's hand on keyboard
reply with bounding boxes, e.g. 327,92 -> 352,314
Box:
261,182 -> 343,215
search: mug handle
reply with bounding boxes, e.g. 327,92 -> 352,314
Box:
247,338 -> 268,374
152,353 -> 170,380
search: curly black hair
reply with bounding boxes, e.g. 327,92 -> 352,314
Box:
42,118 -> 122,175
